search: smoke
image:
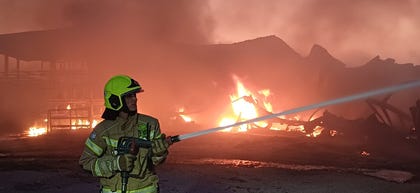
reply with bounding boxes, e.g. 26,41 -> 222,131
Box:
2,0 -> 419,65
0,0 -> 71,33
209,0 -> 420,66
1,0 -> 419,135
0,0 -> 217,134
0,0 -> 213,43
62,0 -> 213,44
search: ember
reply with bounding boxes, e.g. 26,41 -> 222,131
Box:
361,150 -> 370,157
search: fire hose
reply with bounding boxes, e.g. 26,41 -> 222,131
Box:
168,79 -> 420,144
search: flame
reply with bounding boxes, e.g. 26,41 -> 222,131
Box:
27,118 -> 100,137
218,118 -> 238,132
92,120 -> 99,128
178,107 -> 193,122
218,75 -> 326,137
230,82 -> 257,119
180,114 -> 193,122
218,77 -> 269,132
361,150 -> 370,157
329,130 -> 337,137
70,119 -> 101,130
25,102 -> 103,137
27,127 -> 47,137
311,126 -> 325,137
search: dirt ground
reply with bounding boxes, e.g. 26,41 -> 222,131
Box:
1,129 -> 420,193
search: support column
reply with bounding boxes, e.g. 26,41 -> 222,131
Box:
16,59 -> 20,79
4,55 -> 8,77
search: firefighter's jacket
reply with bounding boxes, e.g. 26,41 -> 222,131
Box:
79,113 -> 168,192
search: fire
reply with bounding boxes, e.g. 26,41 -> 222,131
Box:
218,75 -> 325,137
308,126 -> 324,137
218,118 -> 238,132
71,119 -> 91,130
26,118 -> 101,137
258,89 -> 273,111
70,119 -> 101,130
27,127 -> 47,137
329,130 -> 338,137
179,115 -> 192,122
218,77 -> 270,132
361,150 -> 370,157
178,108 -> 193,122
25,102 -> 103,137
92,120 -> 99,128
230,82 -> 257,119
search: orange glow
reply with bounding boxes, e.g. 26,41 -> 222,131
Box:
329,130 -> 337,137
218,77 -> 270,132
311,126 -> 325,137
27,127 -> 47,137
92,120 -> 99,128
361,150 -> 370,157
218,75 -> 326,137
231,82 -> 257,119
218,118 -> 238,132
27,118 -> 100,137
70,119 -> 101,130
66,104 -> 71,110
178,107 -> 193,122
180,115 -> 193,122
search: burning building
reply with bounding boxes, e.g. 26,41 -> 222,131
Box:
1,27 -> 420,167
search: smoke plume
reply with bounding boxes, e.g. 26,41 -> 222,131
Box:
0,0 -> 213,44
209,0 -> 420,66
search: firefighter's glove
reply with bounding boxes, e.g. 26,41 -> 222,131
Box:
152,135 -> 170,156
115,154 -> 137,172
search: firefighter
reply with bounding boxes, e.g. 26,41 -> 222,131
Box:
79,75 -> 170,193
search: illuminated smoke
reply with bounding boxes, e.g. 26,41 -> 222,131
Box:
1,0 -> 419,135
209,0 -> 420,66
1,0 -> 419,65
0,0 -> 213,44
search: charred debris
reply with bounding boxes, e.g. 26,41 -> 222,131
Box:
172,94 -> 420,152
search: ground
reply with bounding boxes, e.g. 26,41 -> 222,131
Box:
1,128 -> 420,193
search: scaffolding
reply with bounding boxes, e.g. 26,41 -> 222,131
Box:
46,100 -> 103,132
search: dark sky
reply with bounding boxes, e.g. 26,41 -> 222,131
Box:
0,0 -> 419,65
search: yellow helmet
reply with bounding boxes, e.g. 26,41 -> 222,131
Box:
104,75 -> 143,111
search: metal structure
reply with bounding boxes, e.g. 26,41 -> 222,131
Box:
366,96 -> 412,129
46,100 -> 103,132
